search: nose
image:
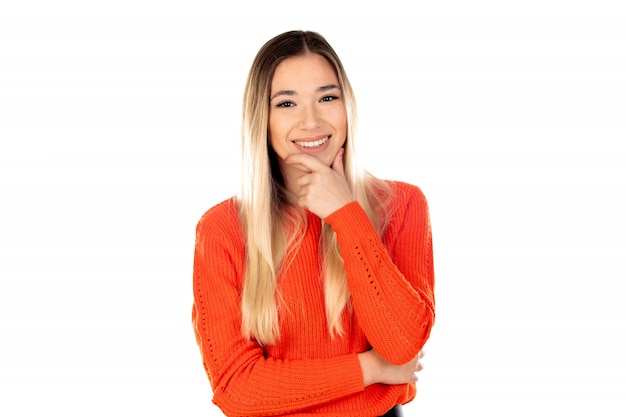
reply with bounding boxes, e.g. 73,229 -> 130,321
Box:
299,103 -> 320,130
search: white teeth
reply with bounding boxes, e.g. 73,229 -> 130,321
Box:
294,137 -> 329,148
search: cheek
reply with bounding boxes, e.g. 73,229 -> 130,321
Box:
268,118 -> 287,156
268,117 -> 279,143
327,105 -> 347,137
334,114 -> 348,140
268,111 -> 287,136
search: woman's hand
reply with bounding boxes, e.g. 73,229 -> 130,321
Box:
357,349 -> 425,387
284,148 -> 354,219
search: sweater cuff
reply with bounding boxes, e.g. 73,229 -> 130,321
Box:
324,201 -> 377,237
322,354 -> 366,395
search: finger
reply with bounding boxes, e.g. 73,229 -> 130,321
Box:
284,153 -> 328,173
331,147 -> 345,175
296,173 -> 311,187
415,360 -> 423,372
418,350 -> 425,359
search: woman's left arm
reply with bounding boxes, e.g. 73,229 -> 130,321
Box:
324,183 -> 435,365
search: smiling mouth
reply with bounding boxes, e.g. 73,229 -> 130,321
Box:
293,136 -> 329,148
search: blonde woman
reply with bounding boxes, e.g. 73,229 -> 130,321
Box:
192,30 -> 435,417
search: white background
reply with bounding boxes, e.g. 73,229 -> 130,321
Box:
1,0 -> 625,415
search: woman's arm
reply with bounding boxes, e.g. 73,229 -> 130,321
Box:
192,203 -> 365,416
324,183 -> 435,365
282,153 -> 434,365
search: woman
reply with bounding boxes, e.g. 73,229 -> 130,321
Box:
192,30 -> 435,417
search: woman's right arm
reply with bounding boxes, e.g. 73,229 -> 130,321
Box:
192,203 -> 365,416
357,349 -> 423,387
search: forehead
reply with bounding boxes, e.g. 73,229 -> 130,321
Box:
271,53 -> 338,91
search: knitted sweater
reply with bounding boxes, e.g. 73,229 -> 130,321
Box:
192,181 -> 435,417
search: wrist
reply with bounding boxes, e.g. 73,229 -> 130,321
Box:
357,351 -> 378,387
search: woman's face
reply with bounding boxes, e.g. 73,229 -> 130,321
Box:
268,53 -> 347,180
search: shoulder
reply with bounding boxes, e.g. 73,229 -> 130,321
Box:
193,198 -> 246,288
195,197 -> 244,245
379,181 -> 432,249
380,180 -> 431,235
197,197 -> 239,227
385,180 -> 429,211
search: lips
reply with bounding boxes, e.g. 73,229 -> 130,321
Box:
292,136 -> 329,148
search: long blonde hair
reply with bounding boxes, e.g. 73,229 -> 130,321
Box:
239,30 -> 393,345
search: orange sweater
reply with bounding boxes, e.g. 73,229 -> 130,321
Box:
192,181 -> 435,417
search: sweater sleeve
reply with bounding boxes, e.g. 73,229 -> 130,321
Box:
324,183 -> 435,365
191,203 -> 364,416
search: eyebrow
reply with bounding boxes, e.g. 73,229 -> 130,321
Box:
270,84 -> 341,101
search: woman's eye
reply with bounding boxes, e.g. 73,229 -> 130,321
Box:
321,95 -> 339,102
276,101 -> 294,108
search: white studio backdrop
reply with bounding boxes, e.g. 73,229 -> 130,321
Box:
1,1 -> 625,415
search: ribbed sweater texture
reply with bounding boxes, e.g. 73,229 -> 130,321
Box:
192,181 -> 435,416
